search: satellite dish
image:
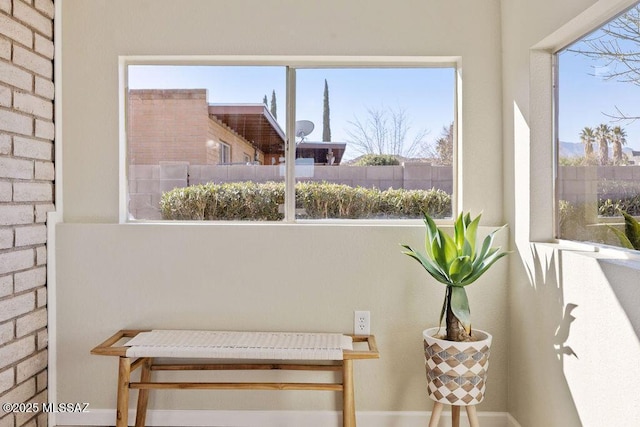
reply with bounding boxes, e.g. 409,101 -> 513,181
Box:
295,120 -> 315,142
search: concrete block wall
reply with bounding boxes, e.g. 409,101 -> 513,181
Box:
558,165 -> 640,204
557,165 -> 640,229
128,163 -> 188,220
189,163 -> 449,190
0,1 -> 54,426
129,163 -> 452,220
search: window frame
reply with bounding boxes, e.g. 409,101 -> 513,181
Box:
119,55 -> 461,224
219,141 -> 231,165
549,1 -> 640,258
552,3 -> 640,246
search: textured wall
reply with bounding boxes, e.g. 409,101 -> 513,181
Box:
0,1 -> 54,427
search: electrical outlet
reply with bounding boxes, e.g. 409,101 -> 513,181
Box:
354,310 -> 370,336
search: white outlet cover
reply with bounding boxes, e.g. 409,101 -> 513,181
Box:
354,310 -> 370,336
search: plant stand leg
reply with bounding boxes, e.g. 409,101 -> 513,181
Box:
451,405 -> 460,427
428,402 -> 444,427
465,405 -> 480,427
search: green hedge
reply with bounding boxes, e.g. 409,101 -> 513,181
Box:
558,194 -> 640,220
599,196 -> 640,217
352,154 -> 400,166
160,181 -> 451,220
558,197 -> 640,245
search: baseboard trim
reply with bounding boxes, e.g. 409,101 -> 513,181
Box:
56,409 -> 520,427
507,413 -> 524,427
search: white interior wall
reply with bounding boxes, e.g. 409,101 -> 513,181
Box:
501,0 -> 640,426
55,0 -> 508,419
56,223 -> 508,414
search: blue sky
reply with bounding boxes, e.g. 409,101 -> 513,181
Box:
128,65 -> 455,160
559,50 -> 640,150
128,48 -> 640,158
558,16 -> 640,151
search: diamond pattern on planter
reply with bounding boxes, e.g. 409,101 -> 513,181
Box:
423,329 -> 492,406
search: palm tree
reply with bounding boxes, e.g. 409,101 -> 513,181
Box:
611,126 -> 627,165
579,127 -> 595,161
595,123 -> 612,165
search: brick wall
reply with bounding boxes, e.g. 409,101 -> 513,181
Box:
0,1 -> 54,427
206,116 -> 264,165
128,89 -> 264,166
128,89 -> 212,165
128,89 -> 216,165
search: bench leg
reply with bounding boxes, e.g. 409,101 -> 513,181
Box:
342,359 -> 355,427
135,358 -> 153,427
116,357 -> 131,427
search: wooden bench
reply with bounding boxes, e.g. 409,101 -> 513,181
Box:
91,329 -> 379,427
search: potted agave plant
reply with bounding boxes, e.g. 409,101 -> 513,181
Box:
401,211 -> 507,410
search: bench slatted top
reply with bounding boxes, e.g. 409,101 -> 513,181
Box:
122,330 -> 353,360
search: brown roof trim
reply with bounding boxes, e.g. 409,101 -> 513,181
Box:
208,104 -> 286,154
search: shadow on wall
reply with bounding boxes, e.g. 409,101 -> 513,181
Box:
520,244 -> 583,426
522,244 -> 640,427
527,247 -> 580,363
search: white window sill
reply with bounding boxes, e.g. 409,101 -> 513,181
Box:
532,239 -> 640,269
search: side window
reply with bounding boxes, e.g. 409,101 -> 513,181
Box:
219,142 -> 231,164
556,3 -> 640,248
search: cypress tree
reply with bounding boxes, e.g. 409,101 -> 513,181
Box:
270,90 -> 277,120
323,79 -> 331,141
263,95 -> 268,106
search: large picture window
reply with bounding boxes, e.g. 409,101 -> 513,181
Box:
555,3 -> 640,249
124,60 -> 456,222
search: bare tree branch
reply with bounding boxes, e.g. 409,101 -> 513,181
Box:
345,106 -> 429,157
603,105 -> 640,123
566,5 -> 640,122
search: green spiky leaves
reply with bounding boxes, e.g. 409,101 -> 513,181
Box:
608,211 -> 640,250
401,212 -> 508,334
401,212 -> 507,287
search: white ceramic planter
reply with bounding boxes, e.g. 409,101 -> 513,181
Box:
423,327 -> 492,406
